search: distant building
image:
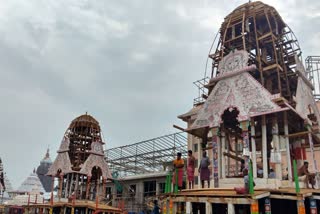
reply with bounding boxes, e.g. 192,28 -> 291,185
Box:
36,149 -> 52,192
106,171 -> 167,213
14,170 -> 45,196
5,170 -> 45,207
0,158 -> 14,202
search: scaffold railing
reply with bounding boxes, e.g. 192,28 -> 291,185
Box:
306,56 -> 320,100
105,132 -> 188,175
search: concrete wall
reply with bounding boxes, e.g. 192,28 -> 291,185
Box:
106,174 -> 166,212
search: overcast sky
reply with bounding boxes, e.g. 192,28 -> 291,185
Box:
0,0 -> 319,189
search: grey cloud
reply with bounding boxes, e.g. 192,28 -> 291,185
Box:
0,0 -> 318,188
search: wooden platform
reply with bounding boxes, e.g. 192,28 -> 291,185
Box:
169,188 -> 270,204
25,200 -> 121,213
167,188 -> 320,204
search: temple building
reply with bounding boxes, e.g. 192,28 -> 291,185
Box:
169,1 -> 320,213
47,114 -> 112,200
15,170 -> 45,195
0,158 -> 5,195
4,169 -> 45,213
3,174 -> 13,197
0,158 -> 13,203
36,149 -> 53,193
36,113 -> 122,214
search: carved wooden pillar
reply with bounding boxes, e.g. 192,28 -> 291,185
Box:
58,173 -> 64,200
50,176 -> 54,205
307,125 -> 318,171
206,202 -> 212,214
86,176 -> 91,200
102,178 -> 107,198
250,118 -> 257,178
272,117 -> 282,179
69,173 -> 74,197
74,174 -> 79,199
284,112 -> 292,181
241,121 -> 250,169
80,175 -> 84,200
221,129 -> 226,179
65,174 -> 70,198
262,115 -> 268,179
212,128 -> 219,188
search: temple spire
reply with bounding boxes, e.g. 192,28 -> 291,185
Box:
45,147 -> 50,159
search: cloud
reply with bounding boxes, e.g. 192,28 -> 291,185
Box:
0,0 -> 318,189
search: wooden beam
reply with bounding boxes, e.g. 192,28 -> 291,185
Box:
223,152 -> 243,162
172,196 -> 253,204
173,125 -> 185,132
262,63 -> 283,72
270,194 -> 300,201
286,131 -> 311,138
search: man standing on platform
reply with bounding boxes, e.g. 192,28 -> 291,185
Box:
173,152 -> 184,190
198,151 -> 210,188
187,150 -> 195,189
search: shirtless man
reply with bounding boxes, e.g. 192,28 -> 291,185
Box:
298,161 -> 316,189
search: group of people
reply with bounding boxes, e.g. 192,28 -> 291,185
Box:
172,150 -> 211,190
172,148 -> 318,194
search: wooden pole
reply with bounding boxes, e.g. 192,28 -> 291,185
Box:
49,176 -> 54,214
272,118 -> 282,179
206,202 -> 212,214
69,173 -> 74,197
228,203 -> 235,214
168,172 -> 172,193
80,175 -> 84,200
197,139 -> 201,188
284,112 -> 293,181
227,133 -> 231,177
74,174 -> 79,199
250,119 -> 257,178
59,174 -> 63,200
212,128 -> 219,188
307,125 -> 318,171
86,176 -> 91,200
221,130 -> 226,179
102,178 -> 106,199
218,133 -> 222,180
235,136 -> 239,175
262,115 -> 268,179
65,174 -> 70,198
